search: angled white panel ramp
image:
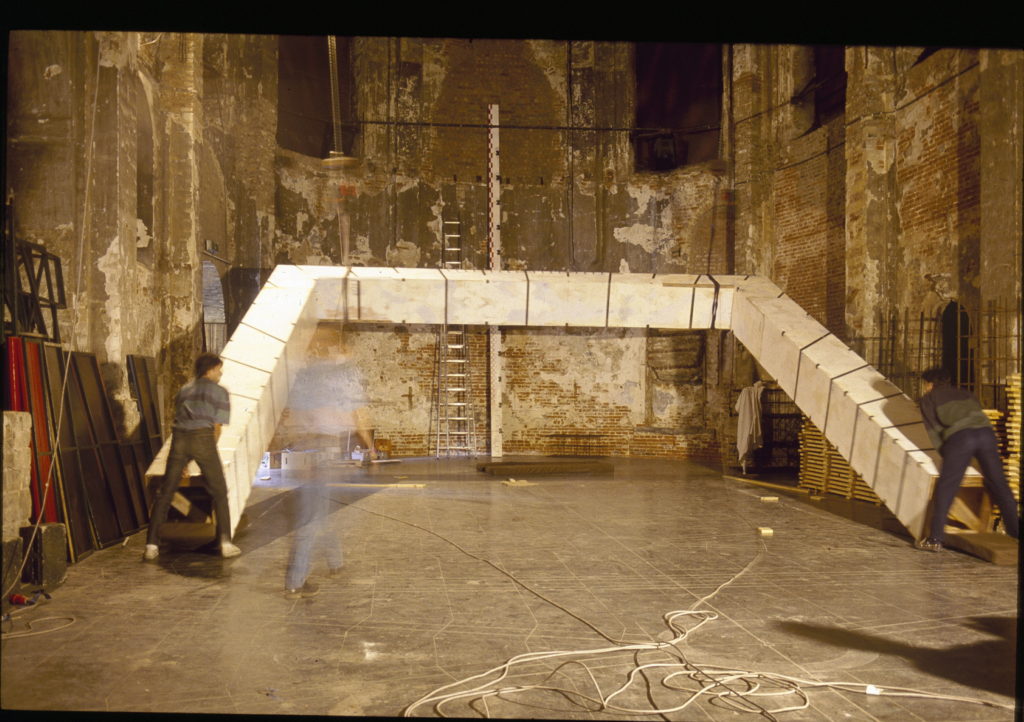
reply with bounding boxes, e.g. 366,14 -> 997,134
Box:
147,267 -> 952,542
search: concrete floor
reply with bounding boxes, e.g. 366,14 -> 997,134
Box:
1,457 -> 1019,720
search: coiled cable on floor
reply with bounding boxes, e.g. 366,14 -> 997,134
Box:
331,495 -> 1015,719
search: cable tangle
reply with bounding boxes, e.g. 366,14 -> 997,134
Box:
334,498 -> 1014,720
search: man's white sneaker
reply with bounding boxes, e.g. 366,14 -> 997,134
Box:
143,544 -> 159,561
220,541 -> 241,558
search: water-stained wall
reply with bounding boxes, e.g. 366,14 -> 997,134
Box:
6,33 -> 1020,469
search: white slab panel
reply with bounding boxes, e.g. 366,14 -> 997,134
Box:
292,264 -> 350,280
859,394 -> 922,429
729,292 -> 765,357
888,422 -> 935,454
310,276 -> 347,320
831,366 -> 901,406
796,338 -> 871,432
734,275 -> 779,298
269,362 -> 290,420
525,271 -> 609,327
849,405 -> 884,488
220,325 -> 286,374
764,300 -> 830,350
713,286 -> 735,328
823,386 -> 862,460
906,448 -> 941,476
893,464 -> 932,540
872,432 -> 909,506
757,320 -> 800,397
608,274 -> 696,328
691,282 -> 722,328
801,335 -> 868,379
265,264 -> 319,290
446,270 -> 529,326
792,356 -> 832,430
220,360 -> 271,401
347,276 -> 448,324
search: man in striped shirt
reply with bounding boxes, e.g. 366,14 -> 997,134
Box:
916,367 -> 1020,552
144,353 -> 241,560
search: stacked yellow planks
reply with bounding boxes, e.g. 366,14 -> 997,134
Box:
798,417 -> 881,503
1006,373 -> 1021,501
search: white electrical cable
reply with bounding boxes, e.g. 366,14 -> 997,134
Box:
330,496 -> 1015,719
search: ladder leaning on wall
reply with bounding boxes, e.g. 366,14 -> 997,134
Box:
433,216 -> 478,457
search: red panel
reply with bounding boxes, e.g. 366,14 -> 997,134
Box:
5,337 -> 28,411
23,340 -> 60,523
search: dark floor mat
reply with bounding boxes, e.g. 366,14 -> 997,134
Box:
476,460 -> 614,476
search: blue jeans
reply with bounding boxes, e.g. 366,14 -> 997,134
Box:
147,428 -> 232,545
285,475 -> 342,590
929,426 -> 1020,541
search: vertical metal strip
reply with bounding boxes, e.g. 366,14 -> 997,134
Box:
488,105 -> 503,458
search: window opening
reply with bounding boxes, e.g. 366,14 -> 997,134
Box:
941,300 -> 976,391
634,43 -> 722,172
277,35 -> 356,158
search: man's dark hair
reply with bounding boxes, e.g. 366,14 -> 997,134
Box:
195,353 -> 223,378
921,367 -> 951,386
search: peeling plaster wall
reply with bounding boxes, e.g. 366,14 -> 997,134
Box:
6,31 -> 279,440
8,34 -> 1019,473
258,37 -> 733,460
728,43 -> 1022,456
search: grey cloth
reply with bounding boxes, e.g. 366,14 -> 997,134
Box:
735,381 -> 766,462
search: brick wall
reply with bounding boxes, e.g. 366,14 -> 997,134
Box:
893,68 -> 981,315
772,122 -> 847,332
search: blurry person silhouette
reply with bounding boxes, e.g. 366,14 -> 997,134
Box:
282,324 -> 375,598
916,367 -> 1020,552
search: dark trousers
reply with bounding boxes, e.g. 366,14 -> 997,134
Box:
929,426 -> 1020,541
147,428 -> 232,545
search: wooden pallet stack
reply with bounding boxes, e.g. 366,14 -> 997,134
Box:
798,417 -> 881,502
1005,373 -> 1021,500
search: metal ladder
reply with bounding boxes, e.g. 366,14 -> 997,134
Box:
433,218 -> 477,457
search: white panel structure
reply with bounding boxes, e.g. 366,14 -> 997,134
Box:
146,266 -> 955,542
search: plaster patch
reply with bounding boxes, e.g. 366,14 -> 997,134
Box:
96,235 -> 124,364
614,380 -> 641,409
652,387 -> 678,419
526,40 -> 567,102
625,184 -> 658,216
277,167 -> 324,209
387,241 -> 422,268
429,199 -> 445,250
136,218 -> 152,249
613,223 -> 666,254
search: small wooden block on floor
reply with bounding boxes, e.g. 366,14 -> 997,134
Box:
476,461 -> 614,476
944,531 -> 1019,565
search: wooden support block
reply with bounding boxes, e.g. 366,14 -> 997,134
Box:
948,497 -> 982,531
944,531 -> 1019,565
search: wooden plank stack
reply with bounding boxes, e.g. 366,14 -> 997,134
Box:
1005,372 -> 1021,500
798,416 -> 881,503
